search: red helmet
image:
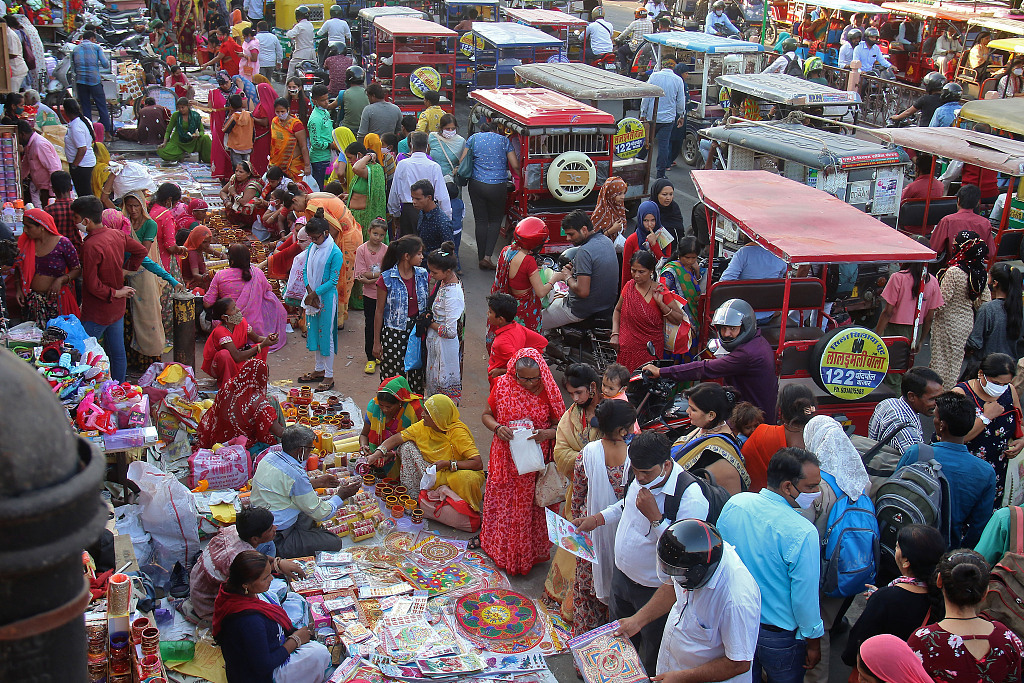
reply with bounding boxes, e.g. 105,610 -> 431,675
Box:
513,217 -> 548,251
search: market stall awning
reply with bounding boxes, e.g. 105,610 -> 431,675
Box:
873,126 -> 1024,175
690,170 -> 937,264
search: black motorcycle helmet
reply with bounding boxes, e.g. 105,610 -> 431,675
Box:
327,41 -> 346,58
940,81 -> 963,103
846,28 -> 862,44
346,65 -> 365,84
330,4 -> 344,18
711,298 -> 756,351
658,519 -> 724,590
921,70 -> 946,94
295,5 -> 310,20
863,26 -> 879,44
557,246 -> 579,270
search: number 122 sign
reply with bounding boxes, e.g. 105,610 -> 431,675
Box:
818,327 -> 889,400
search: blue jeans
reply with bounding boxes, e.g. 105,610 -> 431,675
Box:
654,121 -> 675,178
751,626 -> 807,683
83,317 -> 127,382
310,160 -> 330,191
76,82 -> 112,137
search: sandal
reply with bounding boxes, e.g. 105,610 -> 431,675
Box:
467,535 -> 481,550
315,379 -> 335,392
298,372 -> 324,382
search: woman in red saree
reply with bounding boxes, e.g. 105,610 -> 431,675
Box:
611,250 -> 683,371
14,208 -> 81,326
481,347 -> 565,575
208,71 -> 240,181
196,359 -> 284,450
201,296 -> 274,387
250,82 -> 277,177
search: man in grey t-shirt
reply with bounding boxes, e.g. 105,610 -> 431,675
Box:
357,82 -> 403,140
542,210 -> 620,330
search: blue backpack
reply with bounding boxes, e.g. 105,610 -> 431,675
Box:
820,471 -> 880,598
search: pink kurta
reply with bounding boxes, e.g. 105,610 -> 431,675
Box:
203,266 -> 288,351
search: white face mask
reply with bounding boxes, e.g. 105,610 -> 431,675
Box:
278,113 -> 289,122
1014,68 -> 1023,76
638,465 -> 669,490
441,129 -> 456,139
795,489 -> 821,509
981,376 -> 1009,398
715,10 -> 723,15
77,221 -> 89,238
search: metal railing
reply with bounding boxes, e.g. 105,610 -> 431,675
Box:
821,65 -> 927,128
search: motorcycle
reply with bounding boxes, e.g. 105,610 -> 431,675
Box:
541,250 -> 616,376
625,341 -> 691,439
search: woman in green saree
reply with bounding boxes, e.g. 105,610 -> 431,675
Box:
159,97 -> 212,163
345,140 -> 387,310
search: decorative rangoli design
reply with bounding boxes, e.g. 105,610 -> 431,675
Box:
454,589 -> 538,641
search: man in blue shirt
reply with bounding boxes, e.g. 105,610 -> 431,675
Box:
721,238 -> 787,323
895,391 -> 996,548
929,82 -> 964,127
641,58 -> 688,179
852,27 -> 892,74
717,447 -> 824,683
72,31 -> 112,139
243,0 -> 263,21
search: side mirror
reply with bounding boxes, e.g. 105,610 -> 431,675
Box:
647,340 -> 658,357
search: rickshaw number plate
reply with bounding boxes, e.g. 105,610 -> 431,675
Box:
716,216 -> 739,243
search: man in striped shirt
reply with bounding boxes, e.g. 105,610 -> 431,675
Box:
867,366 -> 944,454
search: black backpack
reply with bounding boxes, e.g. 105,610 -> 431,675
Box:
625,466 -> 731,525
783,53 -> 805,78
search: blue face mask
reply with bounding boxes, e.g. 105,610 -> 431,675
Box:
624,432 -> 635,446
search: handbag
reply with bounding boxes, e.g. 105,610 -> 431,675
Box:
455,145 -> 474,187
534,461 -> 569,508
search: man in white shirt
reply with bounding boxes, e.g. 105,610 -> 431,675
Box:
641,58 -> 688,179
614,520 -> 761,683
615,9 -> 653,71
646,0 -> 668,17
255,20 -> 283,81
932,28 -> 962,73
575,432 -> 710,675
584,8 -> 615,62
706,1 -> 740,37
318,5 -> 352,49
838,29 -> 860,68
763,36 -> 802,74
286,6 -> 315,81
853,27 -> 891,74
387,131 -> 452,236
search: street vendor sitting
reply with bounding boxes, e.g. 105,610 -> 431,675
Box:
187,506 -> 307,623
357,376 -> 424,480
158,97 -> 212,164
367,394 -> 485,514
250,425 -> 361,558
202,296 -> 275,387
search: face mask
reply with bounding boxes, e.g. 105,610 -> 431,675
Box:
442,129 -> 456,139
278,114 -> 289,122
77,221 -> 88,238
715,10 -> 723,15
1014,68 -> 1023,76
224,311 -> 244,325
639,466 -> 669,490
288,89 -> 299,96
981,377 -> 1009,398
794,489 -> 821,509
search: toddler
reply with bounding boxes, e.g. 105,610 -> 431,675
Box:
222,93 -> 253,166
728,401 -> 764,447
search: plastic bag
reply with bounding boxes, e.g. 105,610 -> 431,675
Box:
420,464 -> 437,492
509,428 -> 545,475
302,173 -> 320,193
127,461 -> 200,570
188,444 -> 252,490
139,362 -> 198,403
404,336 -> 424,372
110,161 -> 158,197
114,504 -> 153,566
46,314 -> 89,353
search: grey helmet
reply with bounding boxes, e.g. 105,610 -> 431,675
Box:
295,5 -> 310,20
330,4 -> 344,18
863,26 -> 880,44
712,1 -> 726,10
711,298 -> 757,351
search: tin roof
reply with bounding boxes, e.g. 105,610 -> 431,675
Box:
513,62 -> 665,99
642,30 -> 765,52
800,0 -> 889,13
358,6 -> 428,20
690,170 -> 937,263
874,126 -> 1024,175
959,98 -> 1024,135
471,21 -> 564,46
470,87 -> 616,125
501,7 -> 588,27
716,73 -> 862,105
373,16 -> 458,36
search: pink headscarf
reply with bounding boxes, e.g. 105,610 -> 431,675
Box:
859,635 -> 934,683
102,208 -> 132,236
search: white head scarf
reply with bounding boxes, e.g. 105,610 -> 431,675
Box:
803,414 -> 870,500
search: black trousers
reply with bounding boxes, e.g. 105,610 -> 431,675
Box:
362,295 -> 377,361
609,567 -> 668,675
399,202 -> 420,238
70,165 -> 95,198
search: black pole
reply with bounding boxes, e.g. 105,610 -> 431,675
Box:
0,348 -> 106,681
172,292 -> 198,368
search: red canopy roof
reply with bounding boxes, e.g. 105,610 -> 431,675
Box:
691,170 -> 937,264
469,88 -> 615,126
374,16 -> 458,36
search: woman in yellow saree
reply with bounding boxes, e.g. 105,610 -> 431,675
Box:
369,394 -> 485,512
327,125 -> 356,190
91,141 -> 111,199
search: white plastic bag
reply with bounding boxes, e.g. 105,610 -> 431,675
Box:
510,428 -> 545,475
302,173 -> 320,193
114,503 -> 153,566
110,161 -> 158,197
127,461 -> 200,569
420,464 -> 438,491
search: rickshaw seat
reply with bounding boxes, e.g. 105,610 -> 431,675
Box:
897,197 -> 958,234
708,279 -> 825,319
565,311 -> 614,333
762,325 -> 825,347
979,78 -> 999,99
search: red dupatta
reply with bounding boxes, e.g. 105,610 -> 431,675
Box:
211,585 -> 292,639
16,208 -> 80,317
196,359 -> 278,448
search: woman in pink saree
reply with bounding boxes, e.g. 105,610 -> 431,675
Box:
250,82 -> 276,177
204,243 -> 288,351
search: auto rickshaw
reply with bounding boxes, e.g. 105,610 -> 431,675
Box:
692,169 -> 936,432
501,7 -> 588,62
959,95 -> 1024,138
513,62 -> 665,205
369,17 -> 457,116
276,0 -> 333,27
441,0 -> 501,87
466,22 -> 564,89
355,6 -> 430,60
772,0 -> 888,60
469,87 -> 617,252
715,72 -> 861,127
956,34 -> 1024,99
875,2 -> 977,84
639,31 -> 768,166
877,126 -> 1024,262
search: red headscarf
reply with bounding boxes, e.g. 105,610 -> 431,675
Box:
211,585 -> 293,639
16,208 -> 60,294
491,347 -> 565,421
196,359 -> 279,448
184,224 -> 213,252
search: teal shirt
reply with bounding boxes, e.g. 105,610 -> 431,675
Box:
976,506 -> 1012,565
307,106 -> 334,164
717,489 -> 825,640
